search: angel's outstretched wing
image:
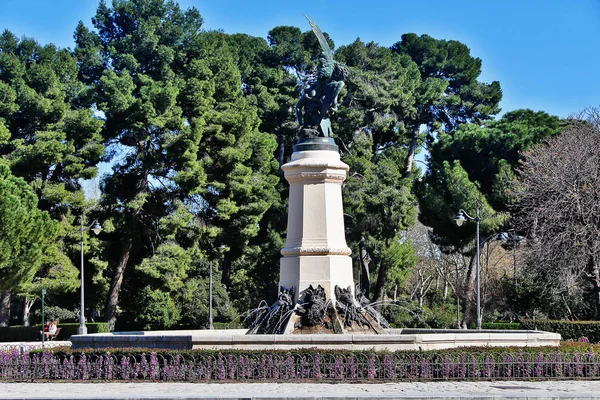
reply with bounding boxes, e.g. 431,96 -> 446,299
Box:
304,15 -> 333,61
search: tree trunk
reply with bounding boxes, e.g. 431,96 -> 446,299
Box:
373,259 -> 388,312
220,251 -> 232,289
359,239 -> 371,296
104,148 -> 149,331
21,297 -> 35,326
104,237 -> 132,331
460,254 -> 476,329
403,126 -> 419,177
587,247 -> 600,320
0,291 -> 11,327
443,278 -> 448,302
278,134 -> 285,171
460,235 -> 486,329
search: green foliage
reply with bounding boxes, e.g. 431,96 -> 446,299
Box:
330,39 -> 421,301
423,304 -> 461,329
33,306 -> 78,323
520,320 -> 600,343
137,242 -> 191,292
73,0 -> 280,328
419,110 -> 561,250
384,239 -> 417,292
418,159 -> 506,249
0,30 -> 104,204
0,2 -> 575,329
137,287 -> 181,331
134,243 -> 234,329
0,165 -> 58,291
481,322 -> 522,330
392,33 -> 502,133
212,321 -> 244,330
0,30 -> 104,320
385,301 -> 460,329
431,110 -> 561,211
44,342 -> 595,359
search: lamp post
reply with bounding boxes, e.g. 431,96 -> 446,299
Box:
209,259 -> 213,330
455,207 -> 481,330
41,288 -> 46,346
78,218 -> 102,335
455,263 -> 460,328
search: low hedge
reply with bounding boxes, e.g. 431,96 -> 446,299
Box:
0,342 -> 595,381
0,322 -> 110,342
481,322 -> 521,330
520,319 -> 600,343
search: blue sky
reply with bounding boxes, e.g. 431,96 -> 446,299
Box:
1,0 -> 599,118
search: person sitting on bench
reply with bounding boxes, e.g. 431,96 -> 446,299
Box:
45,321 -> 58,340
40,320 -> 50,338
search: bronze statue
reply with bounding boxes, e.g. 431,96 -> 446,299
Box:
295,16 -> 349,139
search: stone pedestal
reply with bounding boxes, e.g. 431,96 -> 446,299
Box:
279,146 -> 354,303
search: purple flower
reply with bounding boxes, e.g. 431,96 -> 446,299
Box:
367,355 -> 376,379
149,353 -> 160,380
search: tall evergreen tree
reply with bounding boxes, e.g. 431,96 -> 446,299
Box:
0,30 -> 103,324
391,34 -> 502,176
0,164 -> 57,291
75,0 -> 278,328
333,39 -> 421,303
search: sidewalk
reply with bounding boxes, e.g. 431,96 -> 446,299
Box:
0,341 -> 70,352
0,381 -> 598,399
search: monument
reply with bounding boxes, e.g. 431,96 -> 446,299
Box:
71,16 -> 560,350
246,16 -> 388,335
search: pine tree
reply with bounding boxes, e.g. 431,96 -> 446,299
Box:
75,0 -> 279,328
0,30 -> 103,324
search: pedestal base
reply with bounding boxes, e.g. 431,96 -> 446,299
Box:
279,255 -> 355,303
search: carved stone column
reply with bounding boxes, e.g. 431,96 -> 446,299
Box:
279,138 -> 354,303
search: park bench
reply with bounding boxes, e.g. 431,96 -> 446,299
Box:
45,327 -> 62,341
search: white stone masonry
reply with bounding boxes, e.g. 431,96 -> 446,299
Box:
279,149 -> 355,303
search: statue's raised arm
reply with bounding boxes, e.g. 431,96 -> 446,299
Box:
295,16 -> 348,140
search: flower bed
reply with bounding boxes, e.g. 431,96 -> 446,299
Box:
1,344 -> 600,382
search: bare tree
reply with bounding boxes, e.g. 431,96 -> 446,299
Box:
515,109 -> 600,318
405,223 -> 466,319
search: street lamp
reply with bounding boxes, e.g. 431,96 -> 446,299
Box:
209,259 -> 213,330
78,218 -> 102,335
455,207 -> 482,329
41,288 -> 46,346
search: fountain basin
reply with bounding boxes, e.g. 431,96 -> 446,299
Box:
70,328 -> 560,351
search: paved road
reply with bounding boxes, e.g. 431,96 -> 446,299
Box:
0,381 -> 599,400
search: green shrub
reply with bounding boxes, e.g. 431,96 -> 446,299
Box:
0,322 -> 110,342
32,306 -> 78,323
424,304 -> 460,329
520,319 -> 600,342
482,322 -> 521,330
212,321 -> 244,330
0,326 -> 40,342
